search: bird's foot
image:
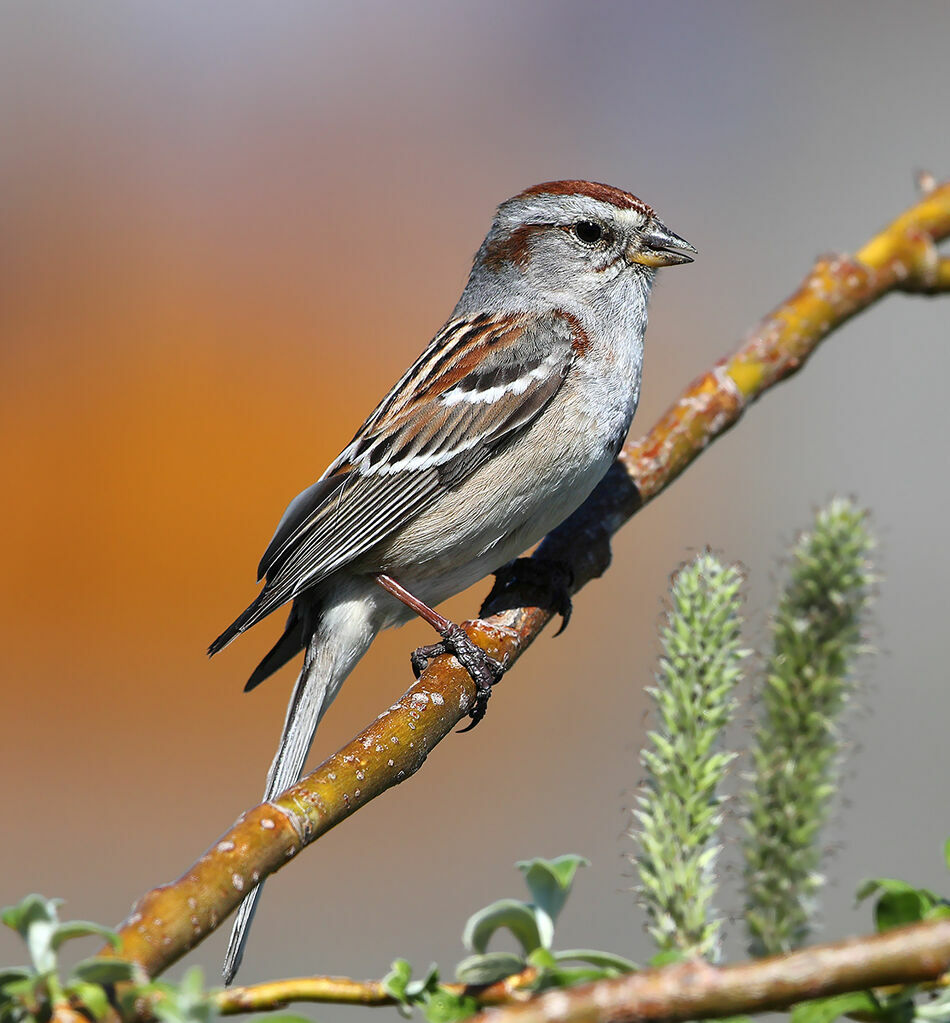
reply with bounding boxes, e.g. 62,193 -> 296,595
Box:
410,623 -> 506,732
481,557 -> 574,635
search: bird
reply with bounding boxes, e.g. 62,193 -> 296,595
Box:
209,179 -> 694,981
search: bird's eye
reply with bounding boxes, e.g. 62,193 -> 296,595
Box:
572,220 -> 604,245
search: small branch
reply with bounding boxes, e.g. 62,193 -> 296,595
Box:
214,968 -> 539,1015
216,976 -> 392,1011
105,181 -> 950,978
469,920 -> 950,1023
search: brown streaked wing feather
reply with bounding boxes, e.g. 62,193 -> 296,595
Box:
253,310 -> 578,611
435,366 -> 566,489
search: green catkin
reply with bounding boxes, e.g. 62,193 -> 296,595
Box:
631,553 -> 747,960
743,498 -> 876,956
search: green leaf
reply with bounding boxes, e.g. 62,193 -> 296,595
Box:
1,896 -> 61,936
422,989 -> 479,1023
856,878 -> 939,931
551,949 -> 637,972
382,959 -> 413,1003
531,965 -> 610,990
52,922 -> 120,952
0,970 -> 33,993
1,896 -> 62,974
790,992 -> 879,1023
64,981 -> 110,1021
405,964 -> 439,1000
648,949 -> 686,967
914,987 -> 950,1023
877,890 -> 931,930
515,857 -> 589,925
462,899 -> 548,955
153,999 -> 187,1023
525,949 -> 557,970
944,837 -> 950,872
179,966 -> 205,1003
70,958 -> 140,985
856,878 -> 921,904
0,977 -> 42,1001
382,960 -> 439,1017
454,953 -> 524,986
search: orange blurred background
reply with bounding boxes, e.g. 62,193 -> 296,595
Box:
3,3 -> 950,1016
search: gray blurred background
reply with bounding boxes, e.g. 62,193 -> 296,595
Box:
1,1 -> 948,1017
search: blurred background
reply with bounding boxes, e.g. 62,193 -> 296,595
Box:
2,1 -> 949,1015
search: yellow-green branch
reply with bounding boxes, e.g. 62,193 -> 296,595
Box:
105,179 -> 950,979
214,968 -> 539,1014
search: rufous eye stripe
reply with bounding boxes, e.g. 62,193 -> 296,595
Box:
482,223 -> 546,271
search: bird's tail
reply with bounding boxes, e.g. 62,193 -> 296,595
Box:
209,585 -> 293,658
222,584 -> 381,984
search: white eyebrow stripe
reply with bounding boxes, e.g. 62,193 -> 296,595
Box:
439,355 -> 558,408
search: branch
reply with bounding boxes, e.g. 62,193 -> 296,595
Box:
210,931 -> 950,1018
468,920 -> 950,1023
214,968 -> 539,1015
215,976 -> 391,1012
106,179 -> 950,978
207,927 -> 950,1018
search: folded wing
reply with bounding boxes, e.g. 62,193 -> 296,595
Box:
209,310 -> 579,654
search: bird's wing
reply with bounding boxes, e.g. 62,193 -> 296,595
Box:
209,309 -> 581,652
263,309 -> 580,589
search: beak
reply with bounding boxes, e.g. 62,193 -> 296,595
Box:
626,217 -> 696,268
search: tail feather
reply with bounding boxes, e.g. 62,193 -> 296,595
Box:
209,586 -> 291,658
244,603 -> 308,692
222,583 -> 381,985
223,636 -> 326,984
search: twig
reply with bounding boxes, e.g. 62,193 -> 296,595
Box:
105,180 -> 950,978
214,968 -> 539,1014
467,920 -> 950,1023
216,975 -> 392,1011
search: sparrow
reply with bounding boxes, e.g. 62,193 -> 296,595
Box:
210,180 -> 694,981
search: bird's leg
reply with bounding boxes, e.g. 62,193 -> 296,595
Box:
374,573 -> 506,731
481,557 -> 575,635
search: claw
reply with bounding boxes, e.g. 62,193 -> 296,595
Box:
410,624 -> 505,731
456,714 -> 481,735
551,587 -> 573,636
411,642 -> 445,679
379,573 -> 507,731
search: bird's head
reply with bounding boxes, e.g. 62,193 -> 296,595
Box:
468,179 -> 695,312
